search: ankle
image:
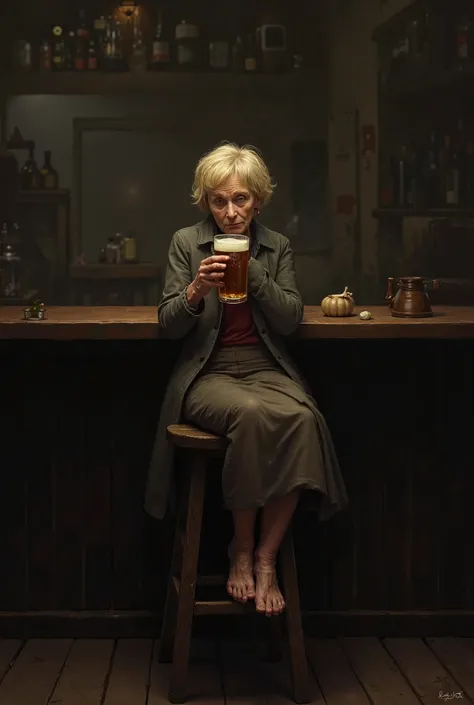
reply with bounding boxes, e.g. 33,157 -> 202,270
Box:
231,537 -> 254,554
255,547 -> 277,565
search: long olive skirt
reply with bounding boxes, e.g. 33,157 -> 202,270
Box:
182,343 -> 348,521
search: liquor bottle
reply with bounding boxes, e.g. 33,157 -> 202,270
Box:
455,14 -> 472,68
13,38 -> 32,72
40,151 -> 59,189
421,130 -> 441,207
406,147 -> 420,208
87,38 -> 98,70
105,236 -> 119,264
150,10 -> 170,70
442,135 -> 460,206
103,16 -> 125,71
74,35 -> 87,71
129,9 -> 148,73
231,36 -> 244,72
39,38 -> 52,71
52,26 -> 66,71
74,8 -> 89,71
379,156 -> 394,206
391,144 -> 410,207
244,32 -> 258,72
77,8 -> 89,40
65,31 -> 75,70
92,15 -> 107,68
455,117 -> 466,154
20,147 -> 41,189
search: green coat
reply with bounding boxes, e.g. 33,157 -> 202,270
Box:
144,215 -> 310,520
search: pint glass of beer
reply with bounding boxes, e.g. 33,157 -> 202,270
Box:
214,234 -> 250,304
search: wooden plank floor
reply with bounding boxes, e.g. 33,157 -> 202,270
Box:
0,637 -> 473,704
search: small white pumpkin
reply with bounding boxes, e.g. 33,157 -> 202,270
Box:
321,286 -> 354,317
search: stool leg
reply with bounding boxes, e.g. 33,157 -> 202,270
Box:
280,527 -> 310,704
168,455 -> 207,704
159,485 -> 187,663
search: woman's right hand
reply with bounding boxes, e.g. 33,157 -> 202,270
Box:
186,254 -> 230,305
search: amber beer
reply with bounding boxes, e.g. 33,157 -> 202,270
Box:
214,234 -> 250,304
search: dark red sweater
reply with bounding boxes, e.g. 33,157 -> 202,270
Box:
219,300 -> 260,345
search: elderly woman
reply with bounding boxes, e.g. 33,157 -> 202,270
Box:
145,143 -> 348,617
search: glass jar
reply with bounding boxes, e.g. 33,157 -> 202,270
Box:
0,244 -> 21,298
175,20 -> 201,68
209,40 -> 230,70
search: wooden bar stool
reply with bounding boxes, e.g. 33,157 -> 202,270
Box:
159,424 -> 309,704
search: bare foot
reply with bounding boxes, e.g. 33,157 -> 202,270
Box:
254,551 -> 285,617
227,542 -> 256,603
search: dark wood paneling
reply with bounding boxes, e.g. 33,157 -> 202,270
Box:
0,353 -> 27,611
0,337 -> 473,632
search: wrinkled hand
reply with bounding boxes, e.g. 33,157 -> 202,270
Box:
187,255 -> 229,305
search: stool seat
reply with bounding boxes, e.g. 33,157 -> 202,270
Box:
167,424 -> 228,451
160,423 -> 309,704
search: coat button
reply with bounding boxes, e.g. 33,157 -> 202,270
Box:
199,355 -> 205,362
260,328 -> 266,334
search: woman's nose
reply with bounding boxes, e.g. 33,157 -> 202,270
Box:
226,202 -> 236,218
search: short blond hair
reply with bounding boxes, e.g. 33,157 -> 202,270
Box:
191,142 -> 275,210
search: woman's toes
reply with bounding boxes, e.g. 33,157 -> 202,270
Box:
266,597 -> 273,617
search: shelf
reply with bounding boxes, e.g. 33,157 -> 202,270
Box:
4,69 -> 312,97
373,208 -> 474,219
17,189 -> 70,203
382,63 -> 474,98
69,263 -> 160,279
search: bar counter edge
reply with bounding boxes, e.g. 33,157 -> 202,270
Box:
2,305 -> 474,339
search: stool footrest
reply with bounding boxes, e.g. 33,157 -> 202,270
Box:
194,599 -> 253,616
172,576 -> 253,615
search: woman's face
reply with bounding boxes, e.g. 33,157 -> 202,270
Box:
207,175 -> 259,235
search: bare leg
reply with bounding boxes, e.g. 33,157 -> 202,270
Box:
227,508 -> 257,603
255,490 -> 299,616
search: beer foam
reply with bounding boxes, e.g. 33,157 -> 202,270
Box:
214,237 -> 249,253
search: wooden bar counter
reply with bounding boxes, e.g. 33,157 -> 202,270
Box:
1,305 -> 474,638
2,305 -> 474,339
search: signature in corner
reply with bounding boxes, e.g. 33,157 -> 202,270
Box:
439,691 -> 464,701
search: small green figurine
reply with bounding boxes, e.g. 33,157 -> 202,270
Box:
23,299 -> 46,320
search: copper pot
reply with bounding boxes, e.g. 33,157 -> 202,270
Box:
385,276 -> 440,318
